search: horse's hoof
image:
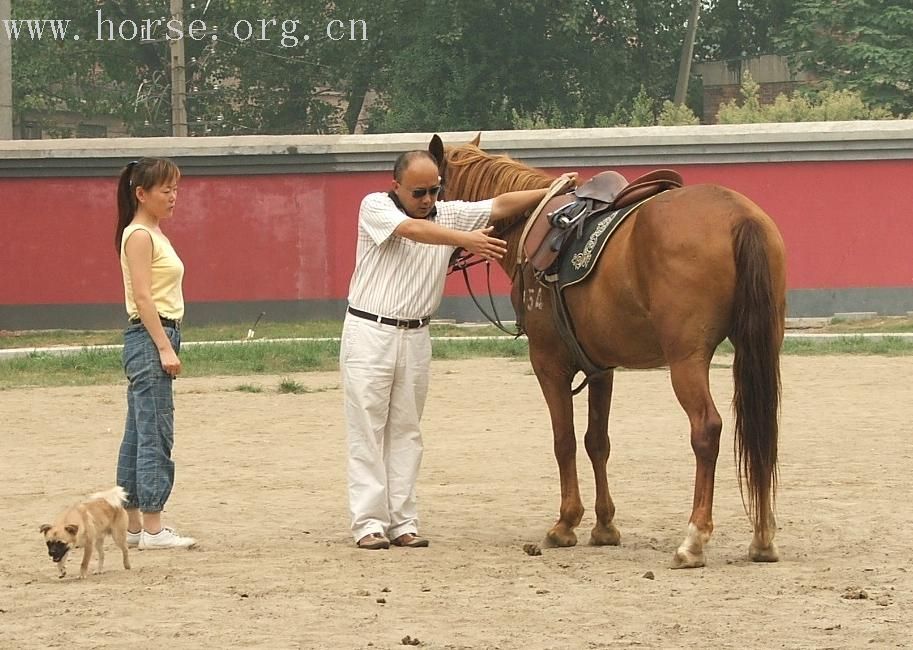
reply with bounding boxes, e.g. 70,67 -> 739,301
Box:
543,528 -> 577,548
671,547 -> 705,569
749,541 -> 779,563
588,523 -> 621,546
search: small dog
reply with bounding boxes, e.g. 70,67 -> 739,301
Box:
39,486 -> 131,579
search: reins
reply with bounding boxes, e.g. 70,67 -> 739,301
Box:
446,216 -> 529,338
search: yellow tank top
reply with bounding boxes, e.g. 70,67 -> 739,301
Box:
120,224 -> 185,321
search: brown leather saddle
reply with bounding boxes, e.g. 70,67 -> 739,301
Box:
524,169 -> 683,273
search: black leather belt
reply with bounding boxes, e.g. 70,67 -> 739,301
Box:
129,316 -> 181,330
347,306 -> 430,329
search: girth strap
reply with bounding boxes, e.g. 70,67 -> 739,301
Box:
546,280 -> 612,395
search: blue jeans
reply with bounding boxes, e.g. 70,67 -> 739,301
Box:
117,323 -> 180,512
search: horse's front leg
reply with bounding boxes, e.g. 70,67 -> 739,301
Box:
584,372 -> 621,546
533,357 -> 582,548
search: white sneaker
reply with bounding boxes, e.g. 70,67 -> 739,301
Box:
139,527 -> 196,550
126,530 -> 143,547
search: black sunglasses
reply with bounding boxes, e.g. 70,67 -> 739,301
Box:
410,185 -> 442,199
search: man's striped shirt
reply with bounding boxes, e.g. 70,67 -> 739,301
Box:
347,192 -> 494,319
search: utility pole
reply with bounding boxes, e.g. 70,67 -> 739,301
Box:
0,0 -> 13,139
674,0 -> 701,106
169,0 -> 188,136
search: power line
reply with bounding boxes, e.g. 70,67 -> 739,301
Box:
215,35 -> 331,69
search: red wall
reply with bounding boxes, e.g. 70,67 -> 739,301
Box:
2,158 -> 912,307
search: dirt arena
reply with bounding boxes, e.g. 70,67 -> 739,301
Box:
2,355 -> 910,649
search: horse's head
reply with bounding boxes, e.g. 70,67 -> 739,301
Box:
428,133 -> 550,203
429,133 -> 483,202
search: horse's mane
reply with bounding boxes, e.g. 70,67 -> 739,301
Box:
444,145 -> 552,203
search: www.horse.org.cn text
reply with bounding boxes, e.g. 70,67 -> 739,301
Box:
1,12 -> 368,48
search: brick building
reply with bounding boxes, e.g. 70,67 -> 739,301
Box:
695,54 -> 814,124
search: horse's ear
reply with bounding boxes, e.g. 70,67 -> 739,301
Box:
469,132 -> 481,147
429,134 -> 445,168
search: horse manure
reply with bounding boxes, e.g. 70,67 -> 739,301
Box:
841,587 -> 868,600
642,571 -> 655,580
523,543 -> 542,556
401,635 -> 421,646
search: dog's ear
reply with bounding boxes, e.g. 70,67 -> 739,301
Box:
64,524 -> 78,536
39,524 -> 51,534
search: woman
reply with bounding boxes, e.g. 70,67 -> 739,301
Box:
115,157 -> 195,550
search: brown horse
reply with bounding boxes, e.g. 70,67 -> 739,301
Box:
430,134 -> 787,568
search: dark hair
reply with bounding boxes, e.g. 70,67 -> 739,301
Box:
115,157 -> 181,253
392,150 -> 438,182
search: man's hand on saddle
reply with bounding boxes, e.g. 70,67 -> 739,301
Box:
558,172 -> 579,190
462,226 -> 508,261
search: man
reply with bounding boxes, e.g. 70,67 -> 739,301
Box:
341,149 -> 576,550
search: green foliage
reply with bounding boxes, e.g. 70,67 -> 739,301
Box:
278,378 -> 306,394
777,0 -> 913,116
717,72 -> 894,123
365,1 -> 694,132
626,86 -> 655,126
657,100 -> 700,125
13,0 -> 906,135
10,0 -> 140,132
698,0 -> 796,61
10,0 -> 364,135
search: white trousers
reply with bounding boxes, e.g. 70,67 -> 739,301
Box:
340,314 -> 432,542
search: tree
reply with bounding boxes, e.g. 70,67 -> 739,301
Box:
697,0 -> 797,61
11,0 -> 357,136
366,1 -> 700,132
778,0 -> 913,116
9,0 -> 743,135
10,0 -> 140,134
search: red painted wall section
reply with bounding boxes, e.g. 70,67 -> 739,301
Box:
323,171 -> 389,300
2,177 -> 121,304
2,174 -> 336,305
2,158 -> 912,307
677,160 -> 913,290
176,174 -> 330,301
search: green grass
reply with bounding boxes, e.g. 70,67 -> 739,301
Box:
278,378 -> 307,394
1,321 -> 911,389
234,383 -> 264,393
0,337 -> 529,389
782,335 -> 913,355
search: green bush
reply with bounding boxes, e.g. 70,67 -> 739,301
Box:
717,72 -> 894,123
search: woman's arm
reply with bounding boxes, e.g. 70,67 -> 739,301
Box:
124,231 -> 181,376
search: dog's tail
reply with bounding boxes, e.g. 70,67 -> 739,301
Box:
90,486 -> 128,509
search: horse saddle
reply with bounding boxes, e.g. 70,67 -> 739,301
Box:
523,169 -> 684,273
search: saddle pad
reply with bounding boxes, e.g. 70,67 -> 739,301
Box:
554,196 -> 655,292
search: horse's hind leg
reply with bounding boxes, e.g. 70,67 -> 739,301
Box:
669,358 -> 723,569
533,362 -> 583,548
584,372 -> 621,546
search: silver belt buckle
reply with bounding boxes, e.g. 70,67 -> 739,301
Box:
396,319 -> 410,329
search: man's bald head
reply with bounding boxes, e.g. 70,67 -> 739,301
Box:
393,150 -> 439,182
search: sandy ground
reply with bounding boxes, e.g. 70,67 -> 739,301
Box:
1,355 -> 911,649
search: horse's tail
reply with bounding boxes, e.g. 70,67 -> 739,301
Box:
729,218 -> 782,537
